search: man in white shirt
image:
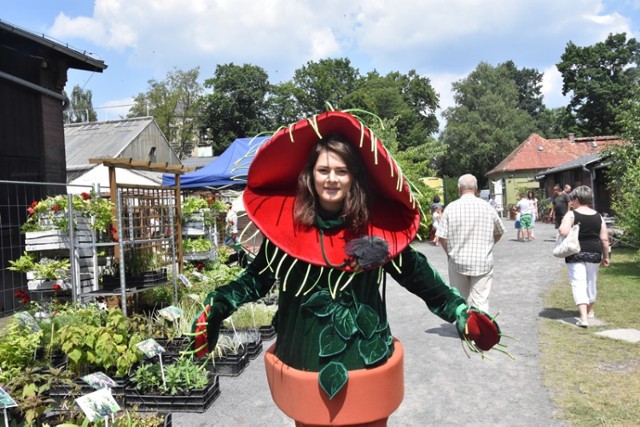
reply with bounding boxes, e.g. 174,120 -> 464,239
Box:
435,174 -> 506,312
515,193 -> 534,242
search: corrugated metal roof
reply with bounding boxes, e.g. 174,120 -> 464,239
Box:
65,117 -> 155,169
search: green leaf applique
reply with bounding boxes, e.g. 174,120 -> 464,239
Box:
319,361 -> 349,399
301,289 -> 337,317
333,305 -> 357,340
319,324 -> 347,357
355,304 -> 380,339
358,334 -> 389,366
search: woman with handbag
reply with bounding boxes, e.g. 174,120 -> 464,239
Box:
558,185 -> 610,328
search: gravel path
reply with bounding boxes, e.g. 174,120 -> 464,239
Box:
174,221 -> 568,426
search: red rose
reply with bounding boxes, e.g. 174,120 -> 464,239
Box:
31,200 -> 39,208
112,236 -> 119,242
52,205 -> 61,211
27,207 -> 35,215
196,262 -> 204,271
81,192 -> 91,200
20,296 -> 30,304
52,284 -> 62,291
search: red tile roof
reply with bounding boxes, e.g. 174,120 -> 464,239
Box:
486,133 -> 626,176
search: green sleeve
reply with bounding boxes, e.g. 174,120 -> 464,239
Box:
384,245 -> 466,323
204,240 -> 277,320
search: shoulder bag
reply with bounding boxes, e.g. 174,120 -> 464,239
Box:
553,223 -> 581,258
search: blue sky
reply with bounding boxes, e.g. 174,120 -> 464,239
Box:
2,0 -> 639,124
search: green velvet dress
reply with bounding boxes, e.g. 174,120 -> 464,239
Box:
203,232 -> 466,380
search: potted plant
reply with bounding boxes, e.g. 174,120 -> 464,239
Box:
183,236 -> 215,261
8,252 -> 71,291
222,302 -> 277,341
210,334 -> 250,377
21,191 -> 115,234
126,356 -> 220,413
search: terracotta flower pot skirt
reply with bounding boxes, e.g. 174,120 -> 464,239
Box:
265,339 -> 404,427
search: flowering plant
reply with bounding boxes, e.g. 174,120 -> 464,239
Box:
21,191 -> 115,233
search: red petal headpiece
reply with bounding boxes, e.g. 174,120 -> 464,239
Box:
243,111 -> 420,272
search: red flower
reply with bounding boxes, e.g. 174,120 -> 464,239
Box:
15,290 -> 30,304
196,262 -> 204,271
111,227 -> 117,234
112,236 -> 119,242
52,205 -> 61,211
31,200 -> 39,208
52,284 -> 62,291
81,192 -> 91,200
26,207 -> 35,215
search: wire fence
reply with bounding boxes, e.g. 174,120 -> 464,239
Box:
0,180 -> 95,315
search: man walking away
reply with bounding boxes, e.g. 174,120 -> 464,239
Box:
435,174 -> 506,312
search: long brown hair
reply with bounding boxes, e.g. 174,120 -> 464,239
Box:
293,134 -> 370,235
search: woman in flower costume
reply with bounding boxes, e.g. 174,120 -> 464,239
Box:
193,111 -> 502,426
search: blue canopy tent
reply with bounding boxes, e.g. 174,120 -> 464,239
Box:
162,136 -> 269,188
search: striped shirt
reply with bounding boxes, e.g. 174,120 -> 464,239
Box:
435,194 -> 506,276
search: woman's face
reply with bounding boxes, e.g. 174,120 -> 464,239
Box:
313,148 -> 352,214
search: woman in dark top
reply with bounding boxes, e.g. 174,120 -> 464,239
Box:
558,185 -> 610,327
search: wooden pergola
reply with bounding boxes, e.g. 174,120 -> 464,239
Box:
89,157 -> 195,272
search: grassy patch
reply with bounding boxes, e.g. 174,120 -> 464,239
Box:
540,248 -> 640,425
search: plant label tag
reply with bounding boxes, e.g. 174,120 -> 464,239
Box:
0,387 -> 18,409
81,372 -> 118,390
136,338 -> 166,358
76,388 -> 121,422
158,305 -> 182,321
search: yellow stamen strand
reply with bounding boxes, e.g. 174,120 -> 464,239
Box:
259,241 -> 279,274
288,124 -> 295,142
275,253 -> 288,290
307,115 -> 322,139
373,134 -> 379,165
295,263 -> 313,297
283,258 -> 298,294
359,123 -> 365,148
390,258 -> 402,274
339,271 -> 357,291
304,267 -> 324,296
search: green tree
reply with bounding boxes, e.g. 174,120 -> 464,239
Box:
128,67 -> 203,159
344,70 -> 440,150
499,60 -> 544,119
439,62 -> 538,187
557,33 -> 640,135
264,81 -> 304,128
535,107 -> 577,139
198,63 -> 271,154
292,58 -> 360,116
65,85 -> 97,123
607,85 -> 640,249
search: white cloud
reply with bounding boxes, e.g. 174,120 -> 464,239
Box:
46,0 -> 640,116
541,66 -> 571,109
95,97 -> 134,121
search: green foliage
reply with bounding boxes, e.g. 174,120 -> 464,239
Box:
55,308 -> 144,377
439,61 -> 538,187
130,357 -> 209,395
607,85 -> 640,249
20,191 -> 115,233
223,302 -> 277,329
183,236 -> 213,253
292,58 -> 361,117
8,253 -> 70,280
129,67 -> 203,159
3,366 -> 70,425
0,322 -> 43,383
344,69 -> 440,150
198,63 -> 271,154
64,84 -> 97,123
557,33 -> 640,135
